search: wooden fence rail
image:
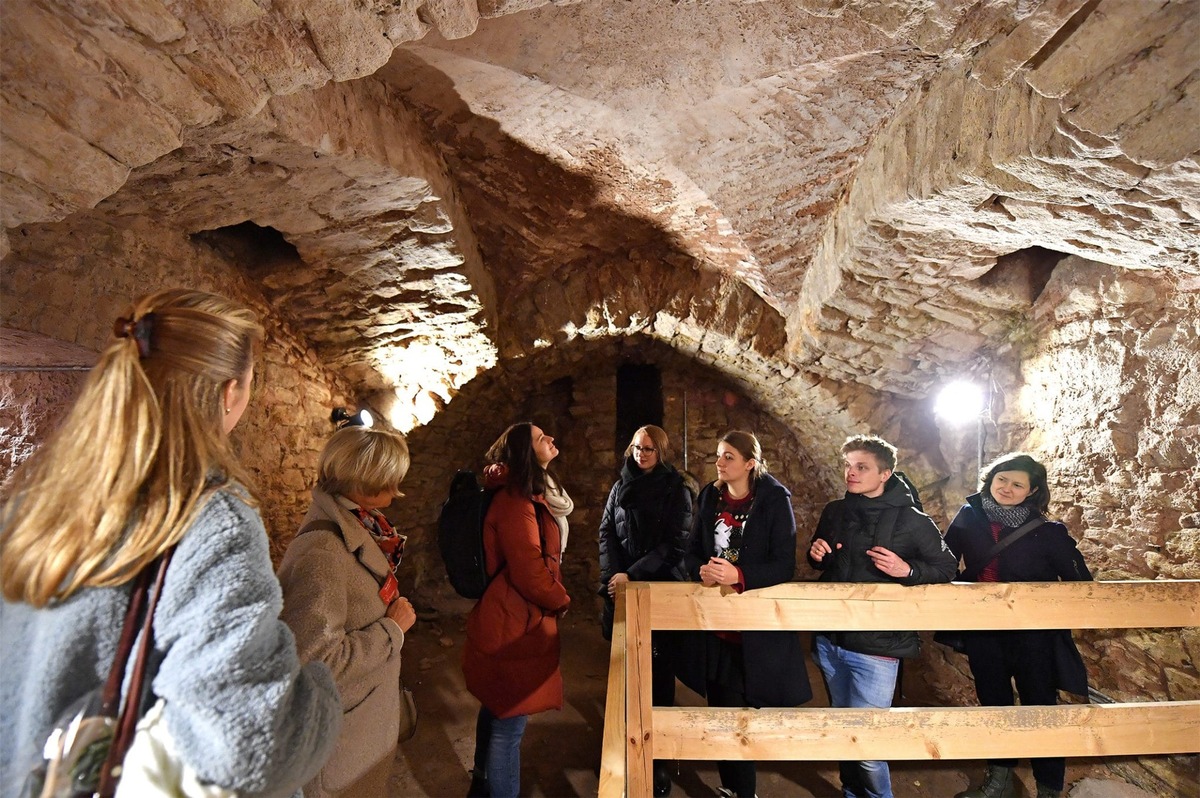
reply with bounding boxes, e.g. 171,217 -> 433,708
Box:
598,580 -> 1200,797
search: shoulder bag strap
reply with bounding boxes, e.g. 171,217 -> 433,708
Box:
97,547 -> 175,798
97,563 -> 155,719
299,518 -> 341,536
298,518 -> 394,595
961,516 -> 1045,582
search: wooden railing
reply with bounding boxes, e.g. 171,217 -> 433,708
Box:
597,580 -> 1200,798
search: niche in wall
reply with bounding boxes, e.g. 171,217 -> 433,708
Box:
190,221 -> 302,277
616,362 -> 663,456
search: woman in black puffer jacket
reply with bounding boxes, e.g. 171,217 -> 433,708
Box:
597,424 -> 693,796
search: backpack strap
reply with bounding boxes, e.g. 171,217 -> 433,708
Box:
299,518 -> 341,536
874,508 -> 901,551
297,518 -> 393,596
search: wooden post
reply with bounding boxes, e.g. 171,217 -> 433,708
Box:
598,586 -> 628,798
625,582 -> 653,797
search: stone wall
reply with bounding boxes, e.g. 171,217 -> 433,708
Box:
0,370 -> 88,490
0,216 -> 354,559
915,256 -> 1199,795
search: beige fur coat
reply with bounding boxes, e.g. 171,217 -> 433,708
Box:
278,488 -> 406,796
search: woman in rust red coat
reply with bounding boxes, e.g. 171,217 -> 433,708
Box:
462,422 -> 571,798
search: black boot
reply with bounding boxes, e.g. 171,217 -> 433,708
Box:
466,768 -> 490,797
955,765 -> 1016,798
653,760 -> 672,797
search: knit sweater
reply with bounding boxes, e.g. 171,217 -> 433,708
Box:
0,489 -> 342,798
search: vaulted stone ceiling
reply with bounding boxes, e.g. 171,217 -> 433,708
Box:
3,0 -> 1198,439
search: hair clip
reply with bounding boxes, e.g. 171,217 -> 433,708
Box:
113,313 -> 156,358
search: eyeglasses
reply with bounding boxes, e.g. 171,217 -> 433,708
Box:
632,445 -> 657,454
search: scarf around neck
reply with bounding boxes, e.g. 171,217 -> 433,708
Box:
543,473 -> 574,552
981,492 -> 1032,527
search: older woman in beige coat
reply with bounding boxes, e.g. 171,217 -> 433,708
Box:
278,425 -> 417,798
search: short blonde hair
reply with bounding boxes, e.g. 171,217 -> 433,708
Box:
317,426 -> 410,497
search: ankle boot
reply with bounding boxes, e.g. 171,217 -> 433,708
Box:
466,769 -> 490,798
1036,785 -> 1062,798
653,760 -> 672,797
955,765 -> 1016,798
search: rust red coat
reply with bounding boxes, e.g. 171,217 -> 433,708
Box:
462,479 -> 571,719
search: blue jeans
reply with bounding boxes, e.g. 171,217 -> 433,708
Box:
814,635 -> 900,798
473,706 -> 528,798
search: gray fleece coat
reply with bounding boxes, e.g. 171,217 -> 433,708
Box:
277,488 -> 407,796
0,489 -> 341,798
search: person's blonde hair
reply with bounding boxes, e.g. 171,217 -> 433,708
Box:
1,289 -> 263,607
625,424 -> 673,464
317,426 -> 410,498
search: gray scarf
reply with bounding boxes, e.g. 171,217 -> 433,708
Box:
981,493 -> 1032,527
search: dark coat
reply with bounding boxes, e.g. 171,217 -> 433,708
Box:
675,473 -> 812,708
462,473 -> 571,719
944,494 -> 1092,696
598,458 -> 693,639
806,474 -> 957,658
598,458 -> 693,584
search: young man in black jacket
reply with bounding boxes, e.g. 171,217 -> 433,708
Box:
807,435 -> 957,798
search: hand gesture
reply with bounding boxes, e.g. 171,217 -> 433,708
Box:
866,546 -> 911,579
386,595 -> 417,633
607,572 -> 630,597
810,538 -> 840,562
698,556 -> 738,587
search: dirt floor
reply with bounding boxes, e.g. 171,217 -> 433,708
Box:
385,595 -> 1160,798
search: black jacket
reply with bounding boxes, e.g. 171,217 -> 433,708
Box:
807,474 -> 957,658
598,458 -> 693,585
944,493 -> 1092,583
944,493 -> 1092,696
675,473 -> 812,708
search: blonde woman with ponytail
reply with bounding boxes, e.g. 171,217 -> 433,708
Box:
0,289 -> 341,798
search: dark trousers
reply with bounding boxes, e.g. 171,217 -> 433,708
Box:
651,634 -> 677,708
706,639 -> 755,798
965,631 -> 1065,791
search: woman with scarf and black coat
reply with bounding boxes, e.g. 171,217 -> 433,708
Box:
945,452 -> 1092,798
598,425 -> 693,796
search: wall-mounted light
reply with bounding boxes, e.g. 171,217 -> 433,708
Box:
934,380 -> 986,425
331,407 -> 374,429
934,378 -> 994,476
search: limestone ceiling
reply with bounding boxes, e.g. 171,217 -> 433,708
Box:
2,0 -> 1198,433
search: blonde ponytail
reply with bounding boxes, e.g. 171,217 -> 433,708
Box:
1,289 -> 263,606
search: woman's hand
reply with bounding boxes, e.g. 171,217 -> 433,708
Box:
698,556 -> 738,587
866,546 -> 911,579
386,596 -> 417,633
810,538 -> 839,562
607,572 -> 630,597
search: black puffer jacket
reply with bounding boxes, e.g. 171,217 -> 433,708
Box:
598,457 -> 693,585
807,474 -> 957,658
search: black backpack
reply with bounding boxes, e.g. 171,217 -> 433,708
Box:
437,470 -> 497,599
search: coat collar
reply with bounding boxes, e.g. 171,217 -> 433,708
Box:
306,487 -> 393,581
